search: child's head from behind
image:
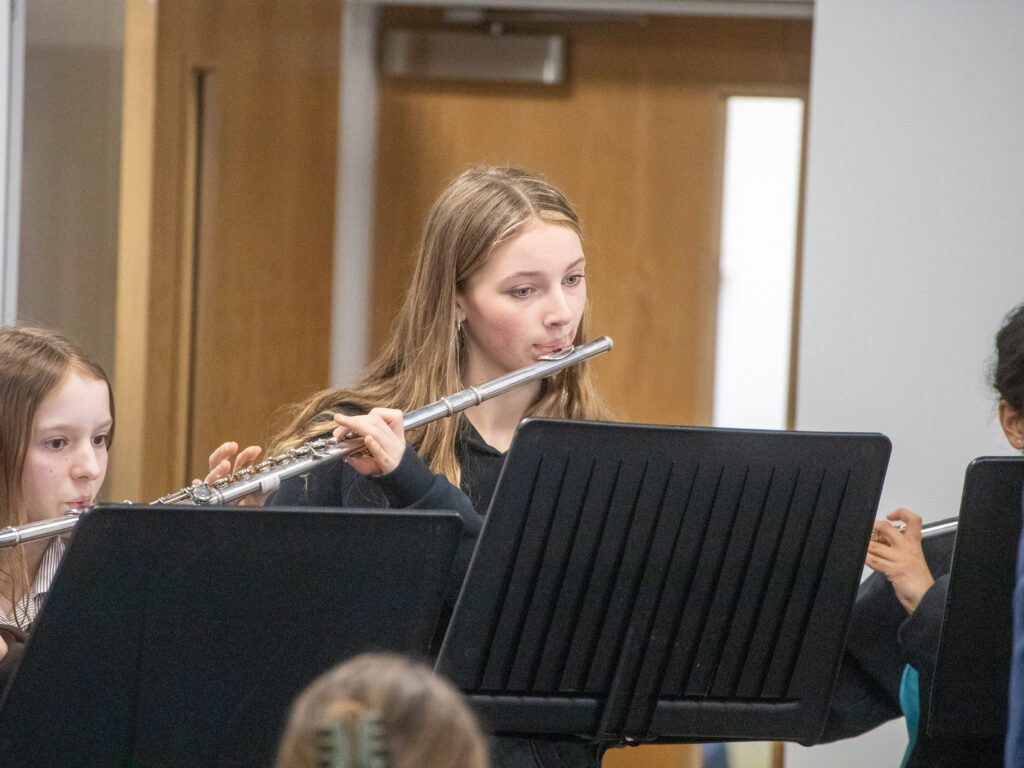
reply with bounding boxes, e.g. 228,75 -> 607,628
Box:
0,325 -> 114,527
275,653 -> 488,768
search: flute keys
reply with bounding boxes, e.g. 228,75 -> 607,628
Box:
191,485 -> 215,505
129,336 -> 613,510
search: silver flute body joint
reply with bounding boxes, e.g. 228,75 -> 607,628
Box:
159,335 -> 612,506
0,511 -> 85,549
920,519 -> 958,540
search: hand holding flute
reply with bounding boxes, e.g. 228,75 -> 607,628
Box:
203,442 -> 263,485
865,508 -> 935,614
197,411 -> 429,499
331,408 -> 406,477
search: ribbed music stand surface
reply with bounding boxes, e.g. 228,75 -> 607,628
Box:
436,419 -> 891,747
927,456 -> 1024,738
0,506 -> 466,768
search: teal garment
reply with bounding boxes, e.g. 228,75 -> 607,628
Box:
899,664 -> 920,768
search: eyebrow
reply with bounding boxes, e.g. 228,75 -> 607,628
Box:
36,419 -> 114,433
502,258 -> 586,281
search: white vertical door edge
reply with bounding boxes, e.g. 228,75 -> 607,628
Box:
330,2 -> 379,387
1,0 -> 25,325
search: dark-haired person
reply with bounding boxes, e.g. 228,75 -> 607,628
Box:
822,302 -> 1024,767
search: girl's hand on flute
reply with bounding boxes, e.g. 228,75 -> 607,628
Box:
186,442 -> 266,506
865,508 -> 935,614
197,441 -> 263,485
333,407 -> 405,476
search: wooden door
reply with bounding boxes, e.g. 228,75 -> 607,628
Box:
113,0 -> 339,502
604,744 -> 702,768
372,11 -> 812,427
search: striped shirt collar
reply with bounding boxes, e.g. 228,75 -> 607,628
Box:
0,536 -> 66,629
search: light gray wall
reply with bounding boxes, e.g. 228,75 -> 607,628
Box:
15,0 -> 123,377
789,0 -> 1024,765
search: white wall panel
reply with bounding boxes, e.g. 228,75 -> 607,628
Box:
791,1 -> 1024,765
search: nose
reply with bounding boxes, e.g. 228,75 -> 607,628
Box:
545,286 -> 574,328
71,442 -> 102,482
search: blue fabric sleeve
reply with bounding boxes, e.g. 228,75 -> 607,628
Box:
1006,487 -> 1024,768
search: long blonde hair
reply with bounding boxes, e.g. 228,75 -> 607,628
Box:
271,166 -> 608,485
275,653 -> 488,768
0,325 -> 114,623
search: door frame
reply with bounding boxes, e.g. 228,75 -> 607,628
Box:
332,0 -> 813,384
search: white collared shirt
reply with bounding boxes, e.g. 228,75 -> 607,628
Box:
0,536 -> 66,628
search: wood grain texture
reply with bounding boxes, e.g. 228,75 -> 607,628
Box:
111,0 -> 158,503
115,8 -> 810,500
604,743 -> 703,768
114,0 -> 339,500
373,13 -> 811,428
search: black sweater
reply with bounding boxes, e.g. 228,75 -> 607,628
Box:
823,530 -> 1003,766
270,421 -> 600,768
271,419 -> 502,527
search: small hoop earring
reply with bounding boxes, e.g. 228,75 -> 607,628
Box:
456,317 -> 463,334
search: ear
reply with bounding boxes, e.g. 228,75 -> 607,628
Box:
454,296 -> 466,323
998,399 -> 1024,451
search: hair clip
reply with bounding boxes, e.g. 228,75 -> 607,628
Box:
316,703 -> 389,768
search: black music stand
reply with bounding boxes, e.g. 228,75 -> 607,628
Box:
927,456 -> 1024,739
436,419 -> 892,747
0,505 -> 468,768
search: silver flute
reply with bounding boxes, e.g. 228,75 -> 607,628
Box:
871,518 -> 958,542
921,519 -> 958,539
0,336 -> 613,549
